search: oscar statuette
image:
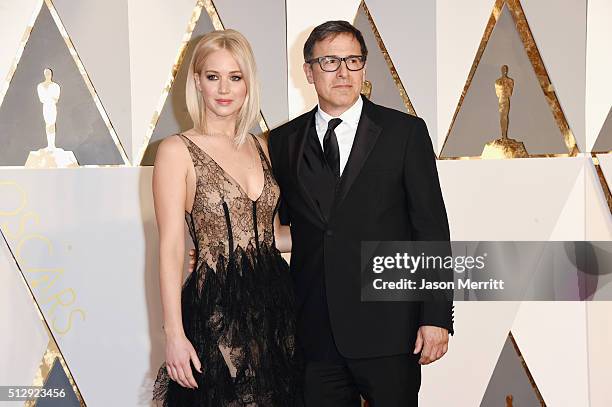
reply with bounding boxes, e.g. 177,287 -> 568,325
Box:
361,79 -> 372,99
481,65 -> 528,159
25,68 -> 79,168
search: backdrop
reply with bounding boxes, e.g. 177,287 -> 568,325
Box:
1,0 -> 611,406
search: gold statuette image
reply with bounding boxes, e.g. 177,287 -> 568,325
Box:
482,65 -> 528,159
361,79 -> 372,99
25,68 -> 79,168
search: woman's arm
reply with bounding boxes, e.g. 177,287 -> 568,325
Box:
153,136 -> 201,389
274,213 -> 292,253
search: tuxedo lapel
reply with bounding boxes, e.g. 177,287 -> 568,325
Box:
333,98 -> 382,211
289,106 -> 326,225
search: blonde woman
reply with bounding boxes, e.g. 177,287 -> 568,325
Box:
152,30 -> 298,406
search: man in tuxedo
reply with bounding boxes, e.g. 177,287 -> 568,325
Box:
267,20 -> 453,406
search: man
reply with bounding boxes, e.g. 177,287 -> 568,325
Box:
268,20 -> 453,406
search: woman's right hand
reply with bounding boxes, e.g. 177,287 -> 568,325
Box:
165,332 -> 202,389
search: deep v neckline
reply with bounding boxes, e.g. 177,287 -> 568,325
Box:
181,133 -> 267,203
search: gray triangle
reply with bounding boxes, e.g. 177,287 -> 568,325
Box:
480,334 -> 543,407
593,106 -> 612,153
354,5 -> 409,114
441,5 -> 567,158
213,0 -> 288,129
35,357 -> 81,407
0,4 -> 124,166
140,10 -> 217,166
52,0 -> 133,161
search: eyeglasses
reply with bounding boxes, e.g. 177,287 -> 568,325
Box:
306,55 -> 366,72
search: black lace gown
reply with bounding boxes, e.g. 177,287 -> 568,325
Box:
153,134 -> 300,406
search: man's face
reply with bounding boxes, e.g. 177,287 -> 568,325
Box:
304,33 -> 366,114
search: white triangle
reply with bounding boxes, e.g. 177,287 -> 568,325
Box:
0,233 -> 49,386
586,302 -> 612,406
438,158 -> 583,240
511,302 -> 589,406
548,162 -> 585,240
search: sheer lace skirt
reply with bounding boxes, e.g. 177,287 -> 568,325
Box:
153,243 -> 301,407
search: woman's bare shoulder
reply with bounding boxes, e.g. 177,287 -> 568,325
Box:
154,134 -> 190,165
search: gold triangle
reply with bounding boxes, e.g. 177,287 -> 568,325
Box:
135,0 -> 269,166
0,0 -> 130,167
439,0 -> 579,160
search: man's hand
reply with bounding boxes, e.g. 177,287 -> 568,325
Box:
188,249 -> 196,273
413,325 -> 449,365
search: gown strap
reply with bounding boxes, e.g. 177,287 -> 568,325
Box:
250,134 -> 272,172
176,133 -> 201,165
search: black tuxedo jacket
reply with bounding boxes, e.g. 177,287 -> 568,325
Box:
268,96 -> 453,359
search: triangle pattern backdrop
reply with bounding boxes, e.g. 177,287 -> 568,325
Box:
139,1 -> 265,166
592,106 -> 612,153
52,0 -> 133,161
440,0 -> 577,159
0,229 -> 86,406
0,227 -> 48,391
0,1 -> 127,166
213,0 -> 288,129
595,153 -> 612,215
480,333 -> 545,406
353,1 -> 415,116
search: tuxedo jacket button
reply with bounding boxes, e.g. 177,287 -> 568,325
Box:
325,229 -> 333,236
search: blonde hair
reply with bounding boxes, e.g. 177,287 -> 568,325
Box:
185,29 -> 260,146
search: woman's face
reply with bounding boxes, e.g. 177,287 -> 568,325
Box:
195,48 -> 247,122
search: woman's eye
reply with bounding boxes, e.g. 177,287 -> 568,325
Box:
206,74 -> 218,80
230,76 -> 242,81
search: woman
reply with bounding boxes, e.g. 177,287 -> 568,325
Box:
152,29 -> 298,406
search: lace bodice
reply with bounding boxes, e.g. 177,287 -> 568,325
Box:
178,133 -> 280,270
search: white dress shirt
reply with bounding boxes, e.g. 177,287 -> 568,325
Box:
314,96 -> 363,176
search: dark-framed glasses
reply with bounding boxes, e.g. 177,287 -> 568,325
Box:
306,55 -> 366,72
